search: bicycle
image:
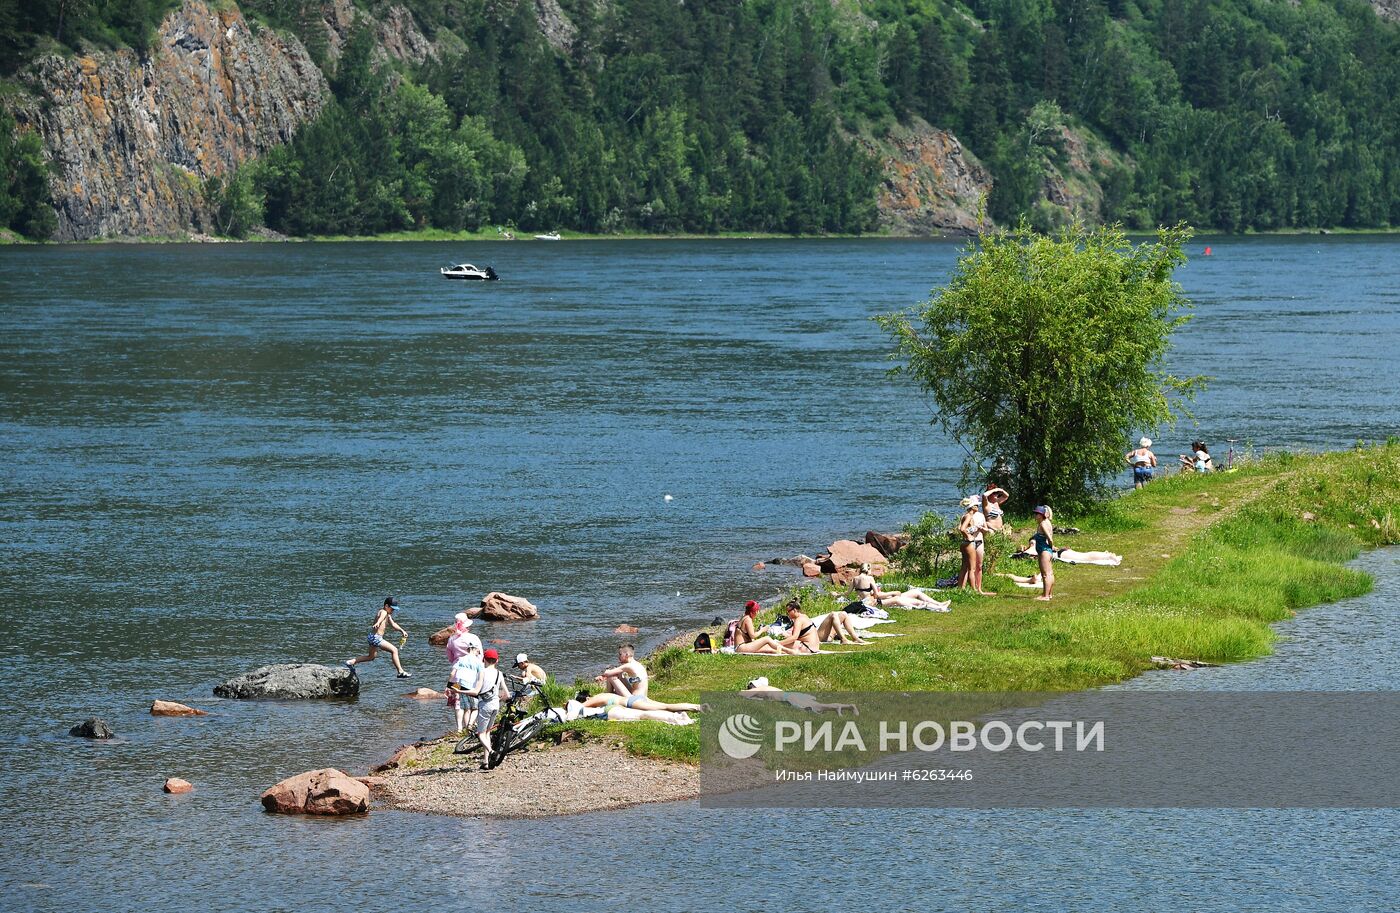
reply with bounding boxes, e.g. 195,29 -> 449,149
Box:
451,676 -> 555,768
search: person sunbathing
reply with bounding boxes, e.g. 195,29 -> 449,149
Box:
741,678 -> 858,716
565,698 -> 694,725
729,601 -> 793,654
575,690 -> 703,713
778,601 -> 823,654
810,609 -> 871,645
876,588 -> 951,610
1011,545 -> 1122,566
1056,548 -> 1122,566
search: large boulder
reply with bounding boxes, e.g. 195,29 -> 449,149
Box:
865,530 -> 910,559
470,592 -> 539,622
260,768 -> 368,816
69,718 -> 114,739
163,777 -> 194,794
213,663 -> 359,700
151,700 -> 208,717
825,539 -> 888,570
428,625 -> 454,646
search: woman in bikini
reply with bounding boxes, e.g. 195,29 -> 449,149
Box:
851,564 -> 950,610
958,501 -> 992,595
981,486 -> 1009,532
1029,506 -> 1055,601
732,601 -> 791,654
779,601 -> 823,654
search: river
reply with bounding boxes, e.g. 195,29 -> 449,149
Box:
1,236 -> 1397,911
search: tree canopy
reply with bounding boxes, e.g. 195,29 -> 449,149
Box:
5,0 -> 1400,237
879,223 -> 1203,511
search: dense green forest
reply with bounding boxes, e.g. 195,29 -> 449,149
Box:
4,0 -> 1400,238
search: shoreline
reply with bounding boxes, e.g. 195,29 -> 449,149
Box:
371,734 -> 700,818
367,445 -> 1400,819
8,226 -> 1400,247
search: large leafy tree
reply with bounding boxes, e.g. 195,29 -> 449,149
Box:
879,222 -> 1202,511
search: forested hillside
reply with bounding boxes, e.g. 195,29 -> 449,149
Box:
3,0 -> 1400,239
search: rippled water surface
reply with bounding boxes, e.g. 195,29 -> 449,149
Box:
2,236 -> 1398,911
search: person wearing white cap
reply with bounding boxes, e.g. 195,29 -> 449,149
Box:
1126,437 -> 1157,488
514,653 -> 547,685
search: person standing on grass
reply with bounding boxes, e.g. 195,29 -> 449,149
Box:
958,500 -> 992,595
345,596 -> 411,678
1126,437 -> 1157,488
1029,506 -> 1056,601
980,486 -> 1010,532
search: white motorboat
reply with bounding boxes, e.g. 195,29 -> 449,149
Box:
534,231 -> 562,241
440,263 -> 499,281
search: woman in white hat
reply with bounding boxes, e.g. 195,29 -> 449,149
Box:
1126,437 -> 1157,488
445,614 -> 481,731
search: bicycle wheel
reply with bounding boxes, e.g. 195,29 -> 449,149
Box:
453,730 -> 483,756
513,715 -> 546,749
485,728 -> 511,769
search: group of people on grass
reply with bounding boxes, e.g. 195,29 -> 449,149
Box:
334,432 -> 1212,752
724,598 -> 873,655
954,485 -> 1057,601
1125,437 -> 1217,488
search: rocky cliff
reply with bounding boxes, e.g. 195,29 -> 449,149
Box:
860,118 -> 993,236
5,0 -> 326,240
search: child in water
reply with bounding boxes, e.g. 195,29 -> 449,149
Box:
345,596 -> 411,678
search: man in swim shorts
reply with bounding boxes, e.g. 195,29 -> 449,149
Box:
596,644 -> 648,698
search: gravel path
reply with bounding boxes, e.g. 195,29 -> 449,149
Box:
375,740 -> 699,818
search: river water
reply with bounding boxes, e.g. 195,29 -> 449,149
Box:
1,236 -> 1398,911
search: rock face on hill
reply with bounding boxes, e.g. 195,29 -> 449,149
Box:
862,118 -> 993,236
4,0 -> 327,240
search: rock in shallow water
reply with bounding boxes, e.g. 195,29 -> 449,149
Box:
163,777 -> 194,794
69,718 -> 114,739
260,768 -> 369,815
151,700 -> 208,716
213,663 -> 359,700
472,592 -> 539,621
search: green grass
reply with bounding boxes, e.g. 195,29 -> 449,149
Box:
607,443 -> 1400,761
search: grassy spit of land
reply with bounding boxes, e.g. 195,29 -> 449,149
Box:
380,444 -> 1400,799
597,444 -> 1400,763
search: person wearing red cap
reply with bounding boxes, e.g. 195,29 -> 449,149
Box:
731,601 -> 789,654
467,648 -> 509,769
